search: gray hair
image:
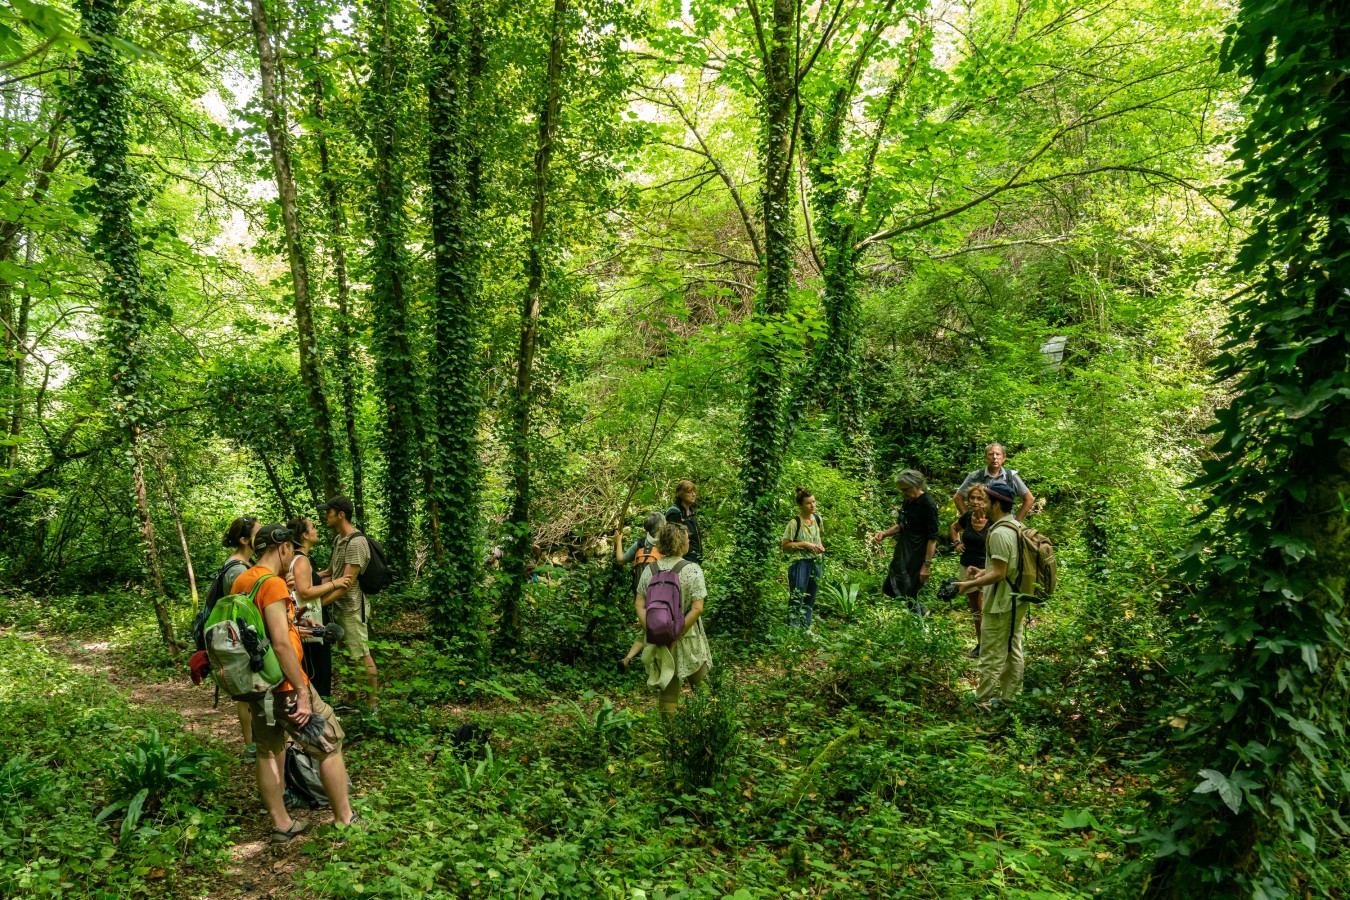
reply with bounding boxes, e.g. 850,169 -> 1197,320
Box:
894,469 -> 927,492
984,442 -> 1005,454
643,511 -> 667,539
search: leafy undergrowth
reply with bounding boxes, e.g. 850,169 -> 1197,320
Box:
303,602 -> 1173,899
0,577 -> 1199,899
0,631 -> 233,899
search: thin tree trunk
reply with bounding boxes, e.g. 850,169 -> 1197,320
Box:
247,0 -> 342,500
74,0 -> 176,650
500,0 -> 567,649
258,448 -> 295,520
725,0 -> 796,634
154,455 -> 198,604
428,0 -> 486,646
309,52 -> 366,526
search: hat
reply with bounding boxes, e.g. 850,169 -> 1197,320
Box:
253,523 -> 293,552
985,483 -> 1017,506
319,496 -> 355,519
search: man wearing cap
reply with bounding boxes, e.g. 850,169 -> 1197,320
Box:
954,483 -> 1028,709
320,496 -> 377,709
953,443 -> 1034,522
231,523 -> 355,841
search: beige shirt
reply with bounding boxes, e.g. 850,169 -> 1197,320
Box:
983,515 -> 1023,615
329,531 -> 371,619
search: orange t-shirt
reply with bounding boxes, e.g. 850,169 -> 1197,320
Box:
231,564 -> 307,692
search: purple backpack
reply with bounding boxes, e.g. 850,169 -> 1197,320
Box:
644,560 -> 689,647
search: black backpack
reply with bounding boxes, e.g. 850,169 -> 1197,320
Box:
353,531 -> 393,596
191,559 -> 249,653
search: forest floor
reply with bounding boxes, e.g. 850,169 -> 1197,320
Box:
2,581 -> 1181,899
50,635 -> 331,900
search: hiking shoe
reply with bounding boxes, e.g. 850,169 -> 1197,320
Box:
968,646 -> 980,659
241,744 -> 257,765
271,818 -> 312,844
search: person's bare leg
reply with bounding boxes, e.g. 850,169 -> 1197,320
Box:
255,751 -> 293,831
362,654 -> 378,707
236,701 -> 253,745
317,752 -> 353,825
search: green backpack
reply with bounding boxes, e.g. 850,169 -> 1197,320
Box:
203,574 -> 285,701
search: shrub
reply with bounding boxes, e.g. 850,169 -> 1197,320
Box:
660,667 -> 743,788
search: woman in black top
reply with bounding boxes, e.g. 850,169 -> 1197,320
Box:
949,483 -> 990,657
665,479 -> 704,563
872,470 -> 940,614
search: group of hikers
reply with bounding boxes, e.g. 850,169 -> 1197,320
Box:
192,445 -> 1040,842
190,498 -> 374,843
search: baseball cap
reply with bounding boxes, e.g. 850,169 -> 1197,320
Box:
253,523 -> 293,552
986,483 -> 1017,506
319,496 -> 355,519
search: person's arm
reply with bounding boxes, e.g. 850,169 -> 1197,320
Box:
679,597 -> 705,638
262,599 -> 311,724
1018,490 -> 1034,522
636,593 -> 647,629
320,564 -> 360,607
920,539 -> 937,581
871,524 -> 900,544
956,557 -> 1008,592
950,518 -> 962,550
953,491 -> 967,515
292,557 -> 327,603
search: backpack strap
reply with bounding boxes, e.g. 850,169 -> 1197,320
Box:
792,516 -> 801,541
671,559 -> 690,576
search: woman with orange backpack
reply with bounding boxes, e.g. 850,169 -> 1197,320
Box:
616,511 -> 665,671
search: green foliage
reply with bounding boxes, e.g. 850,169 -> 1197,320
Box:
1144,2 -> 1350,895
818,578 -> 861,621
95,728 -> 216,840
660,667 -> 743,788
0,635 -> 231,898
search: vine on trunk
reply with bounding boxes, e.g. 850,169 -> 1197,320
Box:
1146,4 -> 1350,895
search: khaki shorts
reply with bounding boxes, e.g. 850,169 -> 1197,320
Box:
333,607 -> 370,661
249,683 -> 345,761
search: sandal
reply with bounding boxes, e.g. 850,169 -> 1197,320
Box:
270,818 -> 312,844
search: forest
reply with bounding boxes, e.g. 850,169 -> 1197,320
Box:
0,0 -> 1346,895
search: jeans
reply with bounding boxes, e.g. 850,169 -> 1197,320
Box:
787,558 -> 822,629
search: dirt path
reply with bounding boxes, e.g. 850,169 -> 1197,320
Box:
64,639 -> 332,900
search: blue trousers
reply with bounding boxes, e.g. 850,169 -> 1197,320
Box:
788,558 -> 822,628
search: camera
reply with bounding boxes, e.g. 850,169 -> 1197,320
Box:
936,578 -> 962,602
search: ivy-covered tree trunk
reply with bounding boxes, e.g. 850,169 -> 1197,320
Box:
4,234 -> 34,470
309,57 -> 366,527
364,0 -> 424,576
71,0 -> 176,649
725,0 -> 796,634
247,0 -> 343,501
500,0 -> 566,649
1147,4 -> 1350,896
428,0 -> 485,646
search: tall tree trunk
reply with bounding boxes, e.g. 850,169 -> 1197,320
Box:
365,0 -> 427,577
72,0 -> 177,649
500,0 -> 567,649
4,234 -> 33,470
309,51 -> 366,527
247,0 -> 342,501
428,0 -> 486,645
725,0 -> 796,635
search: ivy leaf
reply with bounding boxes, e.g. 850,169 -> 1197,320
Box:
1194,769 -> 1242,813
